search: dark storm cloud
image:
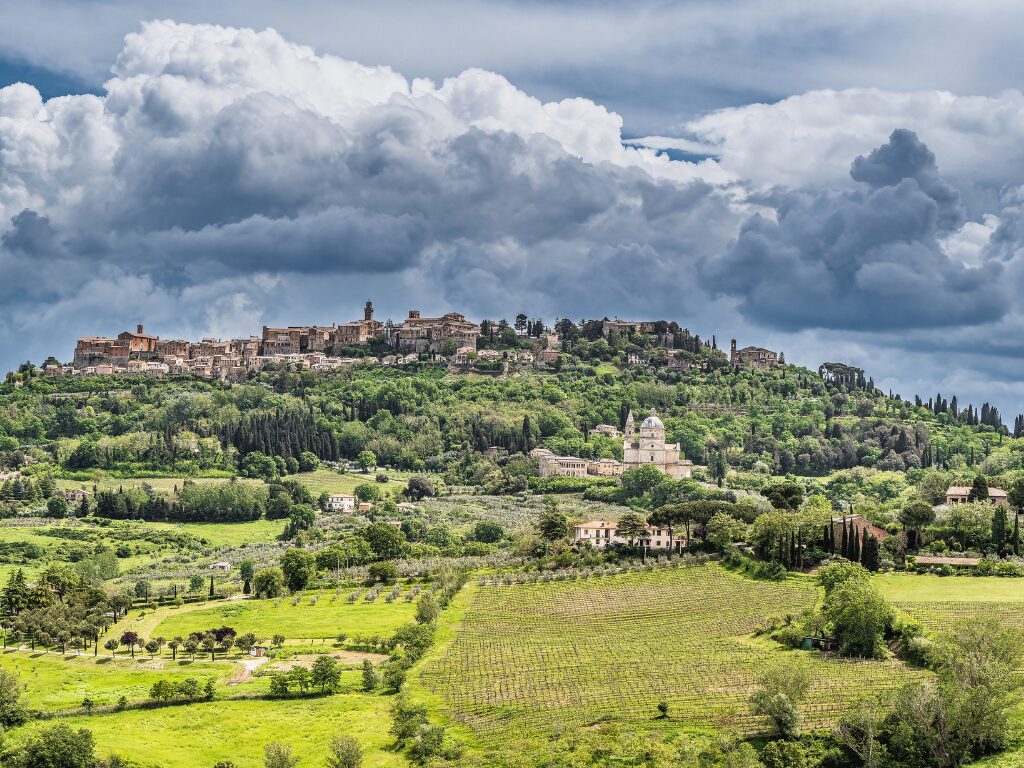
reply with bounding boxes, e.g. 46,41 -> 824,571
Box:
700,130 -> 1009,331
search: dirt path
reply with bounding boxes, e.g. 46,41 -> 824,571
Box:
228,655 -> 269,685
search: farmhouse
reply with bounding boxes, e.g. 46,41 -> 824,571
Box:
730,339 -> 779,369
622,409 -> 693,478
573,520 -> 686,551
945,485 -> 1008,505
208,561 -> 232,571
325,494 -> 356,512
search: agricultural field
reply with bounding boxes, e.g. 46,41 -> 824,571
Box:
421,564 -> 927,752
875,572 -> 1024,635
140,590 -> 417,642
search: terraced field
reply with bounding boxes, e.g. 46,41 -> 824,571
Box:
422,564 -> 927,744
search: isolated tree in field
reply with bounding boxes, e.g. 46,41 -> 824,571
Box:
749,657 -> 812,739
253,567 -> 286,598
405,476 -> 434,501
537,503 -> 569,542
81,697 -> 94,714
281,548 -> 317,592
356,451 -> 376,474
272,634 -> 286,649
311,655 -> 341,693
326,733 -> 363,768
898,500 -> 936,550
120,631 -> 140,658
968,474 -> 989,502
103,638 -> 119,657
615,512 -> 648,547
264,742 -> 299,768
361,659 -> 380,691
239,559 -> 255,595
0,668 -> 27,727
145,639 -> 160,658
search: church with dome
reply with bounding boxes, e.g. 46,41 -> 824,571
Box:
623,408 -> 694,478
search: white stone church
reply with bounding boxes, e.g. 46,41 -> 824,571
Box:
622,408 -> 693,478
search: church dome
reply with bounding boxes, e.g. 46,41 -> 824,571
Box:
640,409 -> 664,430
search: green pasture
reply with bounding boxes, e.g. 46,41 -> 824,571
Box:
7,694 -> 406,768
0,651 -> 228,711
145,592 -> 416,641
874,572 -> 1024,602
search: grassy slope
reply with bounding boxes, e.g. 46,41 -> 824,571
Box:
874,573 -> 1024,602
8,695 -> 406,768
147,592 -> 416,641
0,651 -> 229,710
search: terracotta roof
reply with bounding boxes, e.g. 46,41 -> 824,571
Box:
913,555 -> 980,566
946,486 -> 1007,498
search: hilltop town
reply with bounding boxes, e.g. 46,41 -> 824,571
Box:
12,301 -> 782,383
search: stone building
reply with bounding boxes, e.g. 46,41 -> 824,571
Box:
622,408 -> 693,478
335,301 -> 383,347
260,325 -> 336,356
74,325 -> 157,367
730,339 -> 779,369
945,485 -> 1008,505
587,458 -> 624,476
533,449 -> 588,478
391,310 -> 480,353
589,424 -> 620,438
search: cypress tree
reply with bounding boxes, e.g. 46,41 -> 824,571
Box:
863,534 -> 880,572
992,505 -> 1009,556
1013,512 -> 1020,557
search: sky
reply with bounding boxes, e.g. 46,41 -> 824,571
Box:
0,1 -> 1023,416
